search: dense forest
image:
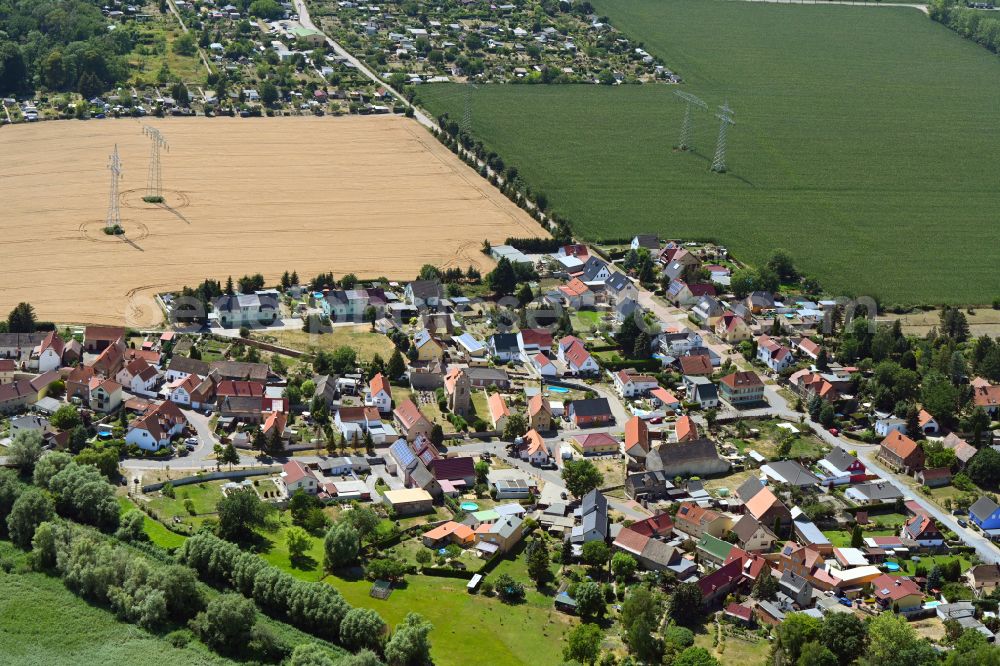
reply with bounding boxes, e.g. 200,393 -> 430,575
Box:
0,0 -> 132,96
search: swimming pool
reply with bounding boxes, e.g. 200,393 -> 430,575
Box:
460,502 -> 479,511
549,386 -> 570,394
884,562 -> 901,572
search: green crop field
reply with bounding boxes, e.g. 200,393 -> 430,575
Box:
417,0 -> 1000,305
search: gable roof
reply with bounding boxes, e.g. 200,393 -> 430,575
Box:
528,393 -> 551,418
675,415 -> 697,442
428,456 -> 475,481
487,392 -> 510,423
370,373 -> 390,397
679,354 -> 712,375
523,429 -> 548,458
731,514 -> 774,543
646,439 -> 726,473
569,397 -> 612,418
746,487 -> 786,522
970,495 -> 1000,522
880,430 -> 920,459
720,371 -> 763,390
563,341 -> 594,369
624,415 -> 649,452
393,399 -> 429,430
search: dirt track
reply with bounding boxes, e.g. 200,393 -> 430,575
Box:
0,116 -> 545,327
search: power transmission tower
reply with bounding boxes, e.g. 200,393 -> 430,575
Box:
142,125 -> 168,200
105,145 -> 123,233
674,90 -> 707,151
711,101 -> 735,173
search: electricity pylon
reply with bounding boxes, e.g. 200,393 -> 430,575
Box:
674,90 -> 707,151
105,145 -> 123,232
143,125 -> 168,199
711,101 -> 735,173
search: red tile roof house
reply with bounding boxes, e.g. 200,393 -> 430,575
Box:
573,432 -> 620,455
724,602 -> 754,626
698,558 -> 746,607
367,373 -> 393,413
279,460 -> 319,497
83,325 -> 126,353
872,574 -> 923,612
393,399 -> 433,442
613,370 -> 659,399
877,431 -> 925,474
624,415 -> 650,469
719,371 -> 765,407
125,400 -> 187,451
679,354 -> 713,377
902,514 -> 945,548
974,383 -> 1000,416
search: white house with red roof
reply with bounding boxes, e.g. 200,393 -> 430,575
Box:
32,331 -> 64,373
557,278 -> 595,309
795,338 -> 822,361
613,370 -> 659,399
125,400 -> 187,451
520,429 -> 550,465
531,352 -> 557,378
116,358 -> 161,397
558,337 -> 599,376
518,328 -> 553,361
367,373 -> 392,413
89,377 -> 122,413
918,409 -> 939,435
756,335 -> 795,373
279,460 -> 318,497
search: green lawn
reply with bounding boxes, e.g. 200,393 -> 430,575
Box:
258,521 -> 574,666
144,480 -> 226,531
0,565 -> 231,665
418,0 -> 1000,305
119,496 -> 188,550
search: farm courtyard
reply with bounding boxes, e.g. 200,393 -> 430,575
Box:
418,0 -> 1000,305
0,116 -> 543,326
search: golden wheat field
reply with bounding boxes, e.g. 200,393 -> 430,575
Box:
0,115 -> 544,326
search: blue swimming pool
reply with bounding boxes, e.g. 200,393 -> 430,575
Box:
884,562 -> 901,572
460,502 -> 479,511
549,386 -> 569,394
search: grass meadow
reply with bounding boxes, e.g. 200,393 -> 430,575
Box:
417,0 -> 1000,305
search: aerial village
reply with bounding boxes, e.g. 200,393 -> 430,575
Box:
2,232 -> 1000,663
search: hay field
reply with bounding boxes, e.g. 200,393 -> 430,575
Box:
0,116 -> 543,326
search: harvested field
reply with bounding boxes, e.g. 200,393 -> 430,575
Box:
0,116 -> 544,326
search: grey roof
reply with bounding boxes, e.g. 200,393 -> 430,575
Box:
735,476 -> 765,503
581,256 -> 609,281
409,460 -> 437,491
464,366 -> 510,383
605,272 -> 632,293
627,471 -> 674,492
494,515 -> 523,540
210,360 -> 269,381
848,481 -> 903,502
690,380 -> 718,402
407,280 -> 442,301
639,539 -> 677,567
214,293 -> 279,313
632,234 -> 660,249
823,447 -> 858,472
569,397 -> 612,418
168,355 -> 210,376
581,488 -> 608,518
732,514 -> 773,543
763,460 -> 819,487
756,600 -> 785,621
779,570 -> 811,595
970,495 -> 1000,521
646,439 -> 728,473
489,333 -> 519,354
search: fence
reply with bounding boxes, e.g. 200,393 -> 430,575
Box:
141,466 -> 281,493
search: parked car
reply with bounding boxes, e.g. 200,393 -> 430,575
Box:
838,597 -> 853,607
828,428 -> 840,436
958,519 -> 968,528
